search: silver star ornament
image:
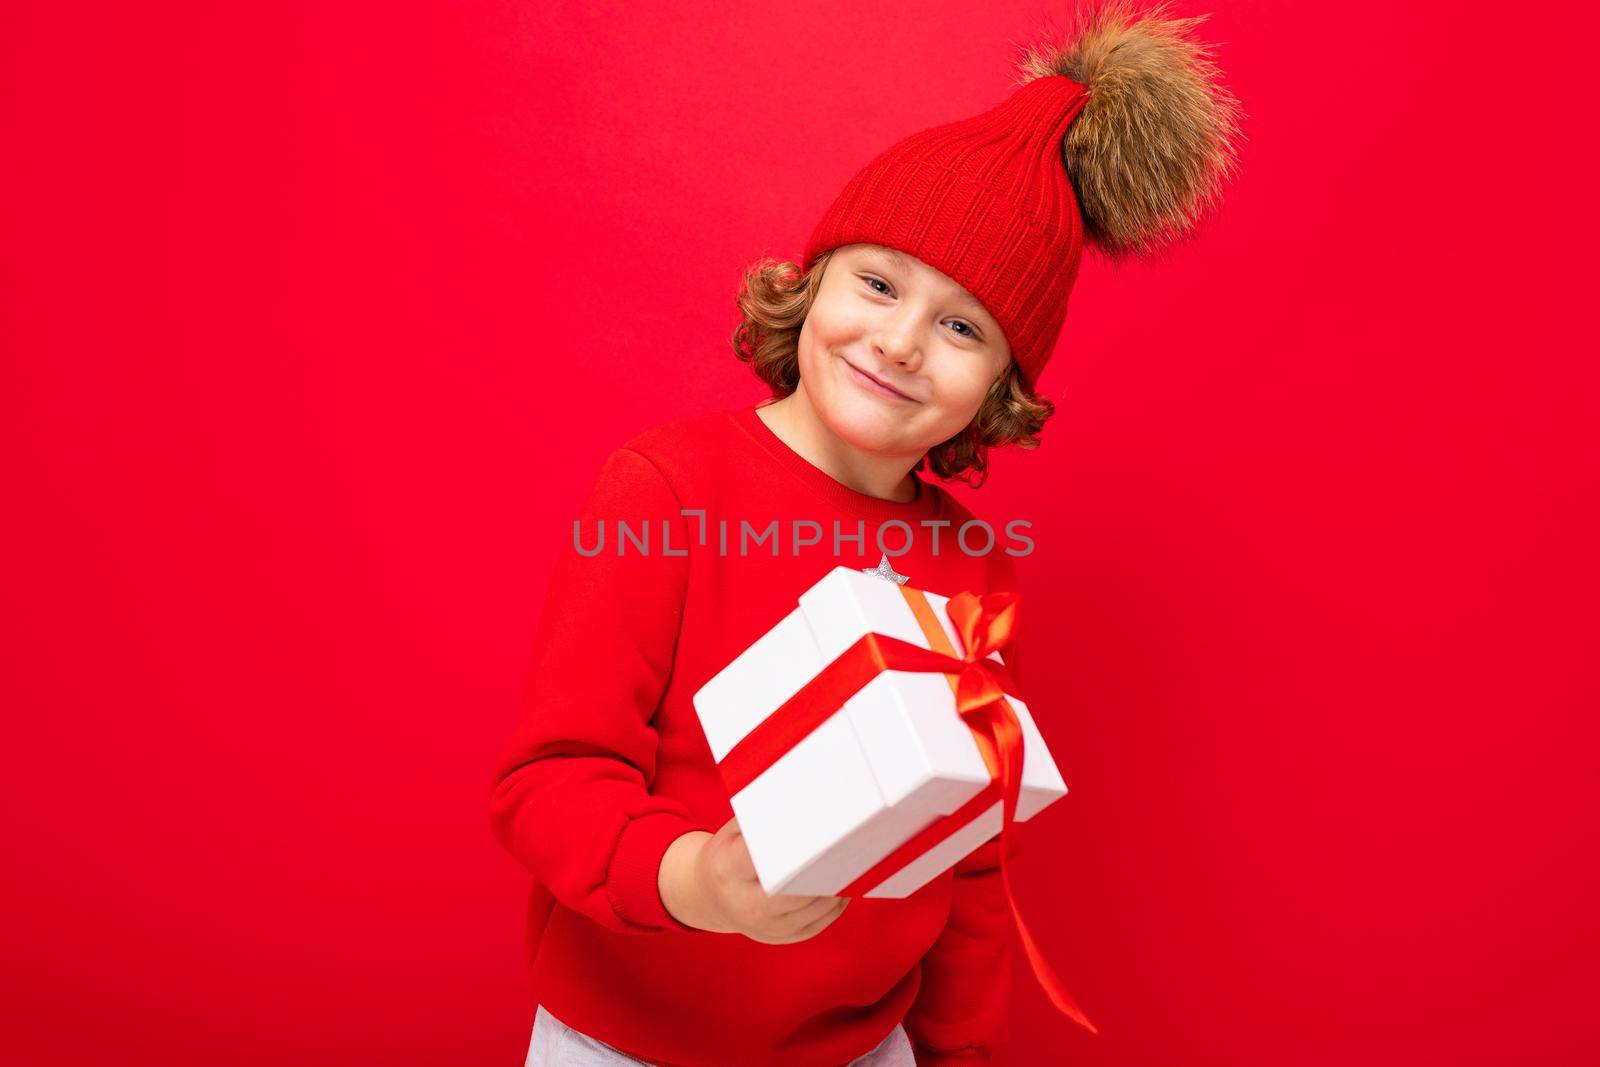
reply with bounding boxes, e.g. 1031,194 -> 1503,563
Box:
861,553 -> 910,585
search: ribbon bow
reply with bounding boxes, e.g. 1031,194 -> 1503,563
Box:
947,590 -> 1021,734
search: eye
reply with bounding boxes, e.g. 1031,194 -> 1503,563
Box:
859,273 -> 982,341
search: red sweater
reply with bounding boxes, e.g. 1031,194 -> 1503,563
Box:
490,403 -> 1030,1067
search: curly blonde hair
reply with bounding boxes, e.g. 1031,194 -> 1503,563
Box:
730,250 -> 1054,487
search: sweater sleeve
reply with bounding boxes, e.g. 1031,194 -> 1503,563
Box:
904,548 -> 1028,1064
488,446 -> 715,934
904,835 -> 1018,1065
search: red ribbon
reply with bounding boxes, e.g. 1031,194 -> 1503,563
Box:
716,586 -> 1097,1034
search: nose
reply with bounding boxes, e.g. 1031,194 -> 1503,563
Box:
872,308 -> 924,371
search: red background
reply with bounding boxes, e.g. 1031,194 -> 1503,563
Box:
4,2 -> 1596,1064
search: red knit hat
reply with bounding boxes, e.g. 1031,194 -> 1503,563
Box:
802,1 -> 1244,389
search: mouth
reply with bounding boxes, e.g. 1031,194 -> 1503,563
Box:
843,358 -> 918,403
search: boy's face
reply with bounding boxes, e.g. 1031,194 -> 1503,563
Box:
797,243 -> 1013,461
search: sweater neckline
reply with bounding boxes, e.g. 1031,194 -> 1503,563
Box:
730,403 -> 945,522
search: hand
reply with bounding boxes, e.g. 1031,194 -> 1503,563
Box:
659,817 -> 849,944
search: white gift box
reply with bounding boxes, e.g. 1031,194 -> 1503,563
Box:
692,565 -> 1068,899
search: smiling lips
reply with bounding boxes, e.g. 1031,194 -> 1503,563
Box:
845,359 -> 918,403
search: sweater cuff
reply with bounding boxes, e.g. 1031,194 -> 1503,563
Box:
606,811 -> 705,932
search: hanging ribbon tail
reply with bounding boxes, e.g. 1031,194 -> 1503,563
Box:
1000,852 -> 1100,1034
989,680 -> 1099,1035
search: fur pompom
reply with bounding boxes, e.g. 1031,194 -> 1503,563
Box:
1016,0 -> 1244,261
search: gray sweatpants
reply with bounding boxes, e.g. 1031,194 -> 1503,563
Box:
524,1004 -> 917,1067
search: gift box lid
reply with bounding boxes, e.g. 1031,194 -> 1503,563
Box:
696,566 -> 1065,816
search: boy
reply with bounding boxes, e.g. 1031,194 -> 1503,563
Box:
491,4 -> 1241,1064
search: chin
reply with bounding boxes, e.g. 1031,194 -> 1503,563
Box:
818,389 -> 918,454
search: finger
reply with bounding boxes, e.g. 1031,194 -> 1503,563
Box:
715,816 -> 741,843
773,894 -> 840,930
739,893 -> 830,939
768,892 -> 829,917
757,898 -> 849,945
789,897 -> 850,941
722,837 -> 761,883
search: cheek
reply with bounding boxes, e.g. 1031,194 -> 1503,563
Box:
931,363 -> 997,422
798,308 -> 858,384
803,302 -> 855,353
796,321 -> 832,384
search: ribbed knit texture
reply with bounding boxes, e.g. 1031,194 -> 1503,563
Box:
803,75 -> 1091,388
